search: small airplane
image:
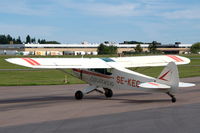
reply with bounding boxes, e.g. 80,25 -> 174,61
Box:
6,55 -> 195,103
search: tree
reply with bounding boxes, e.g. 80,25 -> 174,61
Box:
26,35 -> 31,43
104,41 -> 109,44
97,44 -> 105,55
191,42 -> 200,54
0,35 -> 8,44
45,41 -> 60,44
109,45 -> 118,54
0,35 -> 6,44
123,41 -> 144,44
31,38 -> 36,43
152,41 -> 161,46
7,34 -> 13,43
16,36 -> 22,44
97,44 -> 117,55
148,41 -> 159,53
40,39 -> 46,44
148,43 -> 156,53
38,39 -> 41,44
134,44 -> 143,53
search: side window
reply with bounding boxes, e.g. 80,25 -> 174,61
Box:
89,69 -> 112,75
106,68 -> 112,75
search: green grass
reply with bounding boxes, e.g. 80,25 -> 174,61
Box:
0,70 -> 84,86
0,54 -> 199,86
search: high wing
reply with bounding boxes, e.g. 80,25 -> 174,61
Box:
110,55 -> 190,67
5,58 -> 111,69
6,55 -> 190,69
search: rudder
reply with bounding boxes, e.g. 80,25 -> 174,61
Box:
156,62 -> 179,93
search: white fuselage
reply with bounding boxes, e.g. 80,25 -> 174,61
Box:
72,68 -> 168,93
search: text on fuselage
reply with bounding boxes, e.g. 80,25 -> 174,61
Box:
116,76 -> 140,88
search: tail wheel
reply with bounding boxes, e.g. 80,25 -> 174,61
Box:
171,97 -> 176,103
167,92 -> 176,103
75,90 -> 83,100
104,88 -> 113,98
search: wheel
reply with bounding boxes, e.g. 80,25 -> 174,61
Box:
104,88 -> 113,98
166,92 -> 176,103
171,97 -> 176,103
75,90 -> 83,100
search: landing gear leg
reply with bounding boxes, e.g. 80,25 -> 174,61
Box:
75,85 -> 97,100
103,88 -> 113,98
167,92 -> 176,103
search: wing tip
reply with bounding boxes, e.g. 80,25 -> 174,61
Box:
5,58 -> 15,64
5,58 -> 34,68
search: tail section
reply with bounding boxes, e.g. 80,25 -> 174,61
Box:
156,62 -> 179,93
138,62 -> 179,92
139,62 -> 195,91
138,61 -> 195,103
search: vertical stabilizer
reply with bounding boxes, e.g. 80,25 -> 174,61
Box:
156,62 -> 179,93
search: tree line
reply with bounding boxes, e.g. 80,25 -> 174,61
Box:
98,41 -> 200,55
0,34 -> 60,44
97,41 -> 159,55
0,35 -> 22,44
121,41 -> 160,54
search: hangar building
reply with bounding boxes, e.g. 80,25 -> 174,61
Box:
0,43 -> 192,55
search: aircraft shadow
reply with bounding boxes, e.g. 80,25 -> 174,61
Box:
109,92 -> 170,103
0,92 -> 169,112
0,96 -> 75,111
120,99 -> 170,104
112,92 -> 151,97
0,92 -> 163,105
85,92 -> 170,103
0,96 -> 74,104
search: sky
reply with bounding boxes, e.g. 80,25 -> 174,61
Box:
0,0 -> 200,44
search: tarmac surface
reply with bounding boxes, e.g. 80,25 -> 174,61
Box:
0,77 -> 200,133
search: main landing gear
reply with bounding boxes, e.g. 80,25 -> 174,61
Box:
75,87 -> 113,100
103,88 -> 113,98
75,91 -> 84,100
167,92 -> 176,103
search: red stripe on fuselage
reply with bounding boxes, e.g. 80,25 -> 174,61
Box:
72,69 -> 113,79
166,55 -> 183,62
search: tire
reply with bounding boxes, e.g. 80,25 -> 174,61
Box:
172,97 -> 176,103
75,90 -> 83,100
104,88 -> 113,98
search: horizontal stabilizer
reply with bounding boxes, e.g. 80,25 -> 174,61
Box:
139,82 -> 195,89
179,82 -> 195,87
139,82 -> 170,89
